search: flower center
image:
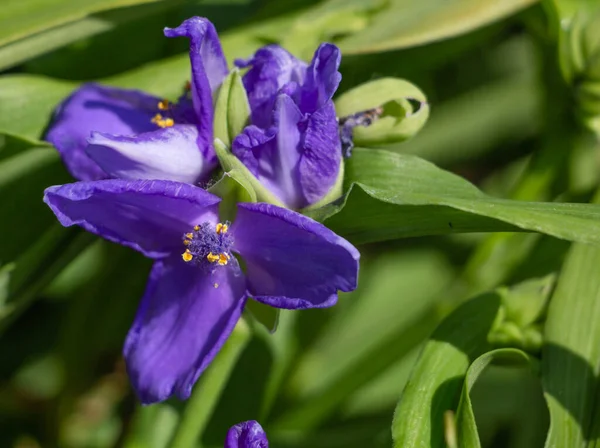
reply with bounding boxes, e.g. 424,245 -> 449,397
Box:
181,222 -> 234,271
151,99 -> 175,128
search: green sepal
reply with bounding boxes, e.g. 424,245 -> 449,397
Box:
213,68 -> 251,148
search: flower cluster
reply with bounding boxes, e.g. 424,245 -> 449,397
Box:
43,16 -> 359,407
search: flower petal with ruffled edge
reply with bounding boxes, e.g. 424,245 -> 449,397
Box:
235,45 -> 307,127
86,125 -> 216,184
232,95 -> 304,208
43,179 -> 219,258
231,202 -> 359,309
124,257 -> 247,404
297,100 -> 341,205
298,43 -> 342,113
45,83 -> 161,181
225,420 -> 269,448
165,16 -> 229,159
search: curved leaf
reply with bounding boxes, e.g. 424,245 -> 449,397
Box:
309,149 -> 600,246
0,0 -> 165,47
455,348 -> 538,447
392,291 -> 501,447
543,241 -> 600,447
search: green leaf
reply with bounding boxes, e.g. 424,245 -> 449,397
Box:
334,77 -> 429,146
336,0 -> 539,54
275,251 -> 454,430
0,76 -> 74,141
542,241 -> 600,447
309,149 -> 600,246
213,69 -> 251,148
0,1 -> 177,71
0,225 -> 95,333
455,348 -> 538,448
0,0 -> 165,47
392,291 -> 501,447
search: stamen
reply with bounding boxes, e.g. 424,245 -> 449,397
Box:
182,249 -> 193,262
216,223 -> 228,234
217,253 -> 230,266
207,252 -> 220,263
151,114 -> 174,128
158,100 -> 170,110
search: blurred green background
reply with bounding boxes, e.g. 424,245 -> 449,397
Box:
2,0 -> 600,447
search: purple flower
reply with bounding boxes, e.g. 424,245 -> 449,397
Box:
233,44 -> 343,209
45,17 -> 228,184
225,420 -> 268,448
43,179 -> 359,404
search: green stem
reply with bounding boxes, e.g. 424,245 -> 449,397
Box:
169,319 -> 251,448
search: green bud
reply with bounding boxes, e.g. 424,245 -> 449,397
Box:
554,6 -> 600,134
213,69 -> 251,148
334,77 -> 429,146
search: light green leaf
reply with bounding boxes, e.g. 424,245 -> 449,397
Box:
542,241 -> 600,447
334,77 -> 429,146
336,0 -> 539,54
0,75 -> 74,140
455,348 -> 538,448
392,291 -> 501,447
0,0 -> 165,47
309,148 -> 600,246
0,1 -> 176,71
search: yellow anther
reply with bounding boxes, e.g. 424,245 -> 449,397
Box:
158,100 -> 170,110
207,252 -> 220,263
217,253 -> 230,266
216,223 -> 228,234
182,249 -> 193,262
193,225 -> 200,231
183,239 -> 190,246
185,233 -> 193,239
151,114 -> 174,128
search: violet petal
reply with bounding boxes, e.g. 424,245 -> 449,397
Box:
236,45 -> 307,127
231,202 -> 359,309
124,257 -> 247,404
164,16 -> 228,158
45,83 -> 160,181
86,124 -> 216,184
43,179 -> 220,259
225,420 -> 269,448
297,101 -> 341,205
299,43 -> 342,113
